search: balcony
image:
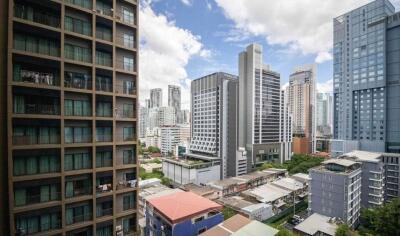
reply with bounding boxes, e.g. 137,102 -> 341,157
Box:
66,204 -> 92,225
64,152 -> 92,171
64,72 -> 92,90
96,173 -> 113,194
65,44 -> 92,63
14,95 -> 60,116
96,50 -> 112,67
96,150 -> 112,168
121,149 -> 136,165
64,99 -> 92,117
116,126 -> 135,142
116,171 -> 137,190
96,76 -> 112,92
65,177 -> 92,198
65,16 -> 92,36
14,3 -> 61,28
14,185 -> 61,207
116,34 -> 134,49
14,33 -> 60,57
96,25 -> 112,42
13,154 -> 60,176
66,0 -> 92,9
15,210 -> 61,235
13,126 -> 60,146
13,64 -> 59,86
117,192 -> 135,213
116,57 -> 135,72
115,82 -> 136,96
96,127 -> 113,142
96,1 -> 113,17
115,9 -> 135,25
64,126 -> 92,144
96,102 -> 112,117
96,205 -> 113,218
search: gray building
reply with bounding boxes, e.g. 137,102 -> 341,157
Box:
309,159 -> 362,228
150,88 -> 162,108
168,85 -> 181,113
316,92 -> 333,137
279,89 -> 292,162
189,72 -> 240,179
239,44 -> 281,170
333,0 -> 400,153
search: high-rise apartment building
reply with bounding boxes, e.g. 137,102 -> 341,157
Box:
158,106 -> 175,127
160,126 -> 180,156
239,43 -> 281,170
0,0 -> 139,235
177,109 -> 190,124
168,85 -> 181,113
333,0 -> 400,153
316,92 -> 333,137
288,64 -> 316,154
139,106 -> 149,138
309,159 -> 362,228
279,89 -> 292,162
150,88 -> 162,108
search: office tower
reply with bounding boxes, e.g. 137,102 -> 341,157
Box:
288,64 -> 316,154
150,88 -> 162,108
309,159 -> 362,228
168,85 -> 181,113
333,0 -> 399,153
177,109 -> 190,124
160,126 -> 180,156
1,0 -> 139,235
189,72 -> 238,179
316,92 -> 333,137
158,106 -> 176,127
139,106 -> 149,138
238,43 -> 281,170
279,89 -> 292,162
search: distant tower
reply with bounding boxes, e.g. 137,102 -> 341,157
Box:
168,85 -> 181,112
150,88 -> 162,108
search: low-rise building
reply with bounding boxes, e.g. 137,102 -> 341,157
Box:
293,213 -> 339,236
271,177 -> 307,198
145,192 -> 223,236
217,196 -> 273,221
242,184 -> 291,213
200,214 -> 279,236
309,159 -> 362,228
181,184 -> 219,200
162,155 -> 221,185
206,178 -> 247,198
141,162 -> 163,173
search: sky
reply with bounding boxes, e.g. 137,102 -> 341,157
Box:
139,0 -> 400,109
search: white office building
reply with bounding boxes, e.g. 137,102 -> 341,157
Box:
279,89 -> 292,162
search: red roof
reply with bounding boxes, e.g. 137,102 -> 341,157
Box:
148,191 -> 222,224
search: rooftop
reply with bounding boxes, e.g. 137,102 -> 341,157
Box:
148,191 -> 222,224
271,177 -> 304,191
294,213 -> 338,236
140,185 -> 183,201
341,150 -> 382,163
323,159 -> 357,167
243,184 -> 291,203
217,196 -> 254,210
200,214 -> 279,236
181,183 -> 218,200
207,178 -> 246,189
291,173 -> 311,183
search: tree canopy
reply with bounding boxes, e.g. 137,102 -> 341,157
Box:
258,154 -> 325,174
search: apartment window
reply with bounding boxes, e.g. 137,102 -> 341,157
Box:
66,0 -> 92,9
64,44 -> 91,62
121,7 -> 134,25
123,57 -> 134,71
96,102 -> 112,117
14,33 -> 59,57
122,192 -> 135,210
14,184 -> 59,207
96,127 -> 112,142
96,151 -> 112,168
123,149 -> 135,164
122,217 -> 135,233
15,212 -> 61,234
65,99 -> 91,116
123,127 -> 134,141
13,155 -> 59,176
123,33 -> 134,48
66,203 -> 92,225
65,178 -> 91,198
64,16 -> 91,36
64,127 -> 91,144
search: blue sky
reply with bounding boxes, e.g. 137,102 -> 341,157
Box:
139,0 -> 400,109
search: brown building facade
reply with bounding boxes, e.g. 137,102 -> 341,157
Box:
1,0 -> 139,235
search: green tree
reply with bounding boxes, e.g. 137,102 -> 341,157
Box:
147,146 -> 160,153
335,224 -> 359,236
359,198 -> 400,236
276,227 -> 294,236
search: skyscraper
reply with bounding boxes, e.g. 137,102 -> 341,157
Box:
333,0 -> 399,153
316,92 -> 333,137
239,43 -> 281,170
150,88 -> 162,108
1,0 -> 139,234
168,85 -> 181,113
288,64 -> 316,154
279,89 -> 293,162
189,72 -> 239,178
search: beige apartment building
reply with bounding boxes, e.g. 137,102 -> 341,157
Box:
0,0 -> 139,235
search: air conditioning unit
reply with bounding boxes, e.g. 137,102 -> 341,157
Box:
116,225 -> 122,231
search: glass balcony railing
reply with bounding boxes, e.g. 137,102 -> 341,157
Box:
14,33 -> 60,57
64,72 -> 92,90
14,3 -> 61,28
13,65 -> 59,86
96,77 -> 112,92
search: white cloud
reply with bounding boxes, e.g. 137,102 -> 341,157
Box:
139,1 -> 209,109
214,0 -> 373,63
181,0 -> 192,6
206,1 -> 212,10
317,79 -> 333,94
281,82 -> 289,91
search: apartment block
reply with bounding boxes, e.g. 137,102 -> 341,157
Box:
309,159 -> 362,228
1,0 -> 139,235
168,85 -> 181,114
150,88 -> 162,108
279,89 -> 292,162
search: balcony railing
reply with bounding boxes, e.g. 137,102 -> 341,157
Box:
15,192 -> 61,207
66,0 -> 92,9
115,10 -> 135,25
116,58 -> 135,72
14,103 -> 60,116
116,108 -> 135,119
123,156 -> 136,165
96,27 -> 112,42
96,134 -> 113,142
13,66 -> 59,86
116,180 -> 137,190
66,187 -> 91,198
14,3 -> 61,28
14,33 -> 60,57
96,184 -> 112,194
13,134 -> 60,145
96,81 -> 112,92
64,73 -> 92,90
65,44 -> 92,63
65,134 -> 92,144
115,84 -> 136,95
66,213 -> 92,225
16,219 -> 61,235
96,207 -> 113,217
116,35 -> 135,49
